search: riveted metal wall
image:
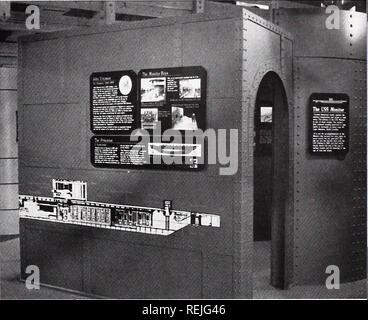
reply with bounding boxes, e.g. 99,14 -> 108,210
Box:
276,8 -> 366,59
240,9 -> 294,289
276,8 -> 367,285
0,67 -> 18,235
350,59 -> 367,282
18,9 -> 275,298
18,6 -> 364,296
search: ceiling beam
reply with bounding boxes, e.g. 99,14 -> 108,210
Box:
103,1 -> 116,25
0,1 -> 11,20
24,1 -> 104,13
195,0 -> 206,13
114,2 -> 192,18
0,18 -> 84,32
25,1 -> 194,18
0,8 -> 93,29
234,0 -> 317,9
0,0 -> 207,40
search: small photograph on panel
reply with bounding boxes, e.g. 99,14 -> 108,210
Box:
260,106 -> 272,123
141,108 -> 159,129
179,78 -> 201,99
140,77 -> 166,102
171,106 -> 198,130
118,75 -> 133,95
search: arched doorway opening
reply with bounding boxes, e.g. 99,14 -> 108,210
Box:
253,72 -> 290,289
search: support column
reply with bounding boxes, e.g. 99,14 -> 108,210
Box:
0,66 -> 18,236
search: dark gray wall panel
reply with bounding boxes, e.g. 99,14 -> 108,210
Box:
243,21 -> 282,83
87,240 -> 202,298
21,104 -> 84,168
202,253 -> 233,298
20,218 -> 235,298
182,19 -> 238,99
293,57 -> 366,284
20,221 -> 84,292
64,25 -> 182,104
22,39 -> 65,104
276,8 -> 366,60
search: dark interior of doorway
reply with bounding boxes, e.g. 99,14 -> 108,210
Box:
253,72 -> 289,289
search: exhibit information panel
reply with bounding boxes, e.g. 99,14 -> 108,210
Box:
91,135 -> 204,170
138,66 -> 206,131
90,70 -> 137,134
90,66 -> 207,170
309,93 -> 349,155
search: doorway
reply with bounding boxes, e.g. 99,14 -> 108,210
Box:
253,72 -> 289,289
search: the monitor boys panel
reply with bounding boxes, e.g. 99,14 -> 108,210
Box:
138,66 -> 207,132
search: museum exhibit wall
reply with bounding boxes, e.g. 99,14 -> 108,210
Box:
16,5 -> 366,298
276,8 -> 367,285
17,8 -> 265,298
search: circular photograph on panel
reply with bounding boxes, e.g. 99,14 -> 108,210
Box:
119,75 -> 132,95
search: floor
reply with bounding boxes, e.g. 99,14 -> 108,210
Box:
253,241 -> 367,299
1,237 -> 366,299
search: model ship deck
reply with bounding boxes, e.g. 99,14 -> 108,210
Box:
19,193 -> 220,236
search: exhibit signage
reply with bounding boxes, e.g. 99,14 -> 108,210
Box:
91,136 -> 203,170
138,66 -> 207,132
90,66 -> 207,170
90,70 -> 137,134
309,93 -> 349,155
